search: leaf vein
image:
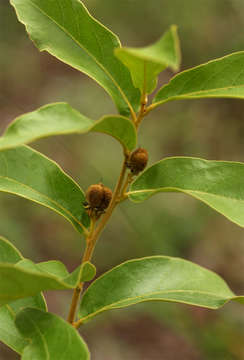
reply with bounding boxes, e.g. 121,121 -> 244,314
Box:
28,317 -> 50,360
28,0 -> 134,115
81,289 -> 232,321
0,175 -> 86,232
129,188 -> 244,203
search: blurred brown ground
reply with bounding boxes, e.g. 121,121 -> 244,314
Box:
1,0 -> 244,359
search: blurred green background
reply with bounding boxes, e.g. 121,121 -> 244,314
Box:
1,0 -> 244,359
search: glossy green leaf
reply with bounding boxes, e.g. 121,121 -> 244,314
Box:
154,51 -> 244,106
0,261 -> 80,306
115,26 -> 180,94
0,236 -> 46,354
16,308 -> 90,359
15,259 -> 83,287
79,256 -> 243,322
0,297 -> 46,354
36,260 -> 70,279
129,157 -> 244,227
0,146 -> 89,234
80,261 -> 96,282
63,265 -> 83,286
91,114 -> 136,151
10,0 -> 140,116
0,103 -> 137,151
0,236 -> 79,306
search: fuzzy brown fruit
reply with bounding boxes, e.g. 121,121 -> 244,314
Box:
127,147 -> 148,175
84,183 -> 112,218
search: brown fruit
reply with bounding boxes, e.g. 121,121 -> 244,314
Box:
85,183 -> 112,218
86,184 -> 105,209
101,185 -> 113,210
127,147 -> 148,175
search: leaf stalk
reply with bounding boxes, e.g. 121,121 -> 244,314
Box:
68,77 -> 151,326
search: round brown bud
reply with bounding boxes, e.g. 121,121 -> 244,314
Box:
127,147 -> 148,175
86,184 -> 105,209
85,183 -> 112,218
100,185 -> 113,210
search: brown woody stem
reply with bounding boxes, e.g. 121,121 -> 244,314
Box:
67,160 -> 128,325
68,87 -> 150,326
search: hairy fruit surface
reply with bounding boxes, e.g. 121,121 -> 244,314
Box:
127,148 -> 148,175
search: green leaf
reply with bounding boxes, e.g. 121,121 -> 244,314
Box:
63,265 -> 83,286
10,0 -> 140,116
79,256 -> 243,322
0,146 -> 89,234
0,236 -> 22,263
0,236 -> 80,306
0,236 -> 47,354
80,261 -> 96,282
0,103 -> 137,151
15,308 -> 90,359
0,296 -> 46,354
129,157 -> 244,227
16,258 -> 71,278
115,26 -> 181,94
0,261 -> 80,306
154,51 -> 244,106
91,114 -> 137,151
15,259 -> 85,287
36,260 -> 70,278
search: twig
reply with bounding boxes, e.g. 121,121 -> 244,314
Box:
67,161 -> 128,324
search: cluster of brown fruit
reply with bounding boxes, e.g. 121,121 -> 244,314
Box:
84,148 -> 148,219
83,183 -> 112,219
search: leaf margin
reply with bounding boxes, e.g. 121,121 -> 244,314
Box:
10,0 -> 140,118
0,145 -> 89,235
0,102 -> 137,152
78,255 -> 242,323
153,50 -> 244,107
128,155 -> 244,228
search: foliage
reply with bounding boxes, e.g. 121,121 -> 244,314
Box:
0,0 -> 244,358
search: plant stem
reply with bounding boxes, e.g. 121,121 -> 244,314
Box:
83,160 -> 128,261
67,217 -> 96,324
68,89 -> 150,325
144,102 -> 157,115
67,160 -> 128,325
67,282 -> 84,324
135,64 -> 148,129
119,172 -> 133,202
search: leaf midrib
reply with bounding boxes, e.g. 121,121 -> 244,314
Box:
80,289 -> 233,321
29,0 -> 134,114
154,78 -> 244,105
0,263 -> 75,293
28,317 -> 50,360
129,187 -> 244,203
0,175 -> 85,232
